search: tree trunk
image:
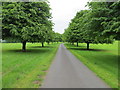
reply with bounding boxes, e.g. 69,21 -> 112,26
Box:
48,42 -> 50,45
77,42 -> 79,47
72,42 -> 74,45
42,42 -> 44,47
87,42 -> 89,50
22,41 -> 26,51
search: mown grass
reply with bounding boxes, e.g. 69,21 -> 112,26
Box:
2,42 -> 60,88
65,41 -> 119,88
0,43 -> 2,89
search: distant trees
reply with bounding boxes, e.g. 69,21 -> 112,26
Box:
63,2 -> 120,49
53,33 -> 63,43
2,2 -> 53,51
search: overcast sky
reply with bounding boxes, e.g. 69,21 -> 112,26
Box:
49,0 -> 89,34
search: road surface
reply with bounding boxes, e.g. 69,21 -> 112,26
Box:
41,44 -> 110,88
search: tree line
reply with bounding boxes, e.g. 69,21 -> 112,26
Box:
2,2 -> 62,51
63,2 -> 120,49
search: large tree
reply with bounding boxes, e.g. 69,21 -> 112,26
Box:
66,10 -> 88,47
63,1 -> 120,49
2,1 -> 52,51
87,2 -> 120,40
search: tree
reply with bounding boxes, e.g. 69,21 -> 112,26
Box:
2,2 -> 52,51
46,30 -> 54,45
66,11 -> 88,47
87,2 -> 120,40
84,2 -> 120,49
63,1 -> 119,49
64,10 -> 97,49
53,33 -> 62,43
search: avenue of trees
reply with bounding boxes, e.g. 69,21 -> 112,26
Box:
63,2 -> 120,50
2,1 -> 62,51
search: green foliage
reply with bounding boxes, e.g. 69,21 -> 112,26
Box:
87,2 -> 120,40
63,2 -> 120,49
46,30 -> 55,44
53,32 -> 63,42
2,2 -> 53,50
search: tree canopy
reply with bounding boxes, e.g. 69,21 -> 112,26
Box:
2,1 -> 53,51
53,32 -> 63,43
63,1 -> 120,49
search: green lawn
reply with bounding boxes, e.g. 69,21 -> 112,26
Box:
0,43 -> 2,89
65,41 -> 119,88
2,43 -> 59,88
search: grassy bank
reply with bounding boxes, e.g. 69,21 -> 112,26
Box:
65,41 -> 118,88
2,43 -> 59,88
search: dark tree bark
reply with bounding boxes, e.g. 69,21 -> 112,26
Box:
72,42 -> 74,45
42,42 -> 44,47
22,41 -> 26,51
87,42 -> 90,50
47,42 -> 50,45
77,42 -> 79,47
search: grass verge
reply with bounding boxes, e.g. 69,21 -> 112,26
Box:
2,43 -> 59,88
65,41 -> 119,88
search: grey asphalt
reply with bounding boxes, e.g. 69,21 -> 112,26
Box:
41,44 -> 110,88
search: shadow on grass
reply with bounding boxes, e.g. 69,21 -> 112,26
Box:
8,49 -> 49,53
68,48 -> 108,52
30,46 -> 54,48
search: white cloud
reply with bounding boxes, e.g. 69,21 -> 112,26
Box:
49,0 -> 89,34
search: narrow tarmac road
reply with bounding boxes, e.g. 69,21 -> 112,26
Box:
41,44 -> 110,88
